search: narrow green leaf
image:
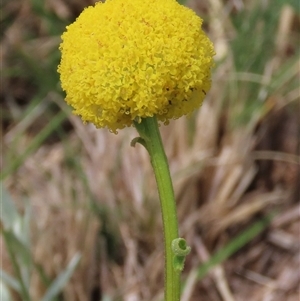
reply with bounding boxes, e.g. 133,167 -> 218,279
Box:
0,281 -> 13,301
197,215 -> 272,279
41,253 -> 81,301
0,270 -> 21,293
0,184 -> 20,230
1,110 -> 67,180
2,230 -> 33,287
1,230 -> 31,301
0,184 -> 31,248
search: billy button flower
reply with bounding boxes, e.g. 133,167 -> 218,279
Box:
58,0 -> 214,133
58,0 -> 214,300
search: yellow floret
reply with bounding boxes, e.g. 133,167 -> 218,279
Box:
58,0 -> 215,133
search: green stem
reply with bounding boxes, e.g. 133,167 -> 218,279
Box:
133,116 -> 180,301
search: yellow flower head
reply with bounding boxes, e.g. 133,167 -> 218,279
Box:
58,0 -> 215,133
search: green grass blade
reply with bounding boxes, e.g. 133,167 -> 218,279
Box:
0,280 -> 13,301
1,186 -> 32,291
1,110 -> 67,180
197,215 -> 272,279
0,270 -> 21,293
0,187 -> 53,296
1,184 -> 31,247
1,230 -> 31,301
41,253 -> 81,301
0,184 -> 20,230
268,51 -> 300,94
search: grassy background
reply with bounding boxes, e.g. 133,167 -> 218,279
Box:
1,0 -> 299,300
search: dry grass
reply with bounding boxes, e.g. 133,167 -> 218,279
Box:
1,0 -> 299,300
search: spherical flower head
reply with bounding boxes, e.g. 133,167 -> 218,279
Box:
58,0 -> 215,133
